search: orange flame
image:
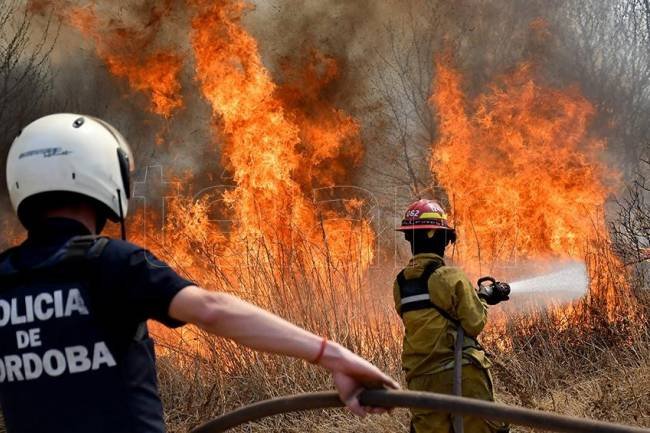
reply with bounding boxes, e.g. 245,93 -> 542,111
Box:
190,0 -> 304,244
27,0 -> 640,344
38,0 -> 375,277
189,0 -> 372,270
60,3 -> 183,118
429,56 -> 633,316
277,50 -> 364,190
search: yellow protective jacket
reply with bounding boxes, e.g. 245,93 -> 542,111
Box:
393,253 -> 492,381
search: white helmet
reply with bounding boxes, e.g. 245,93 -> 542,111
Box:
6,113 -> 134,226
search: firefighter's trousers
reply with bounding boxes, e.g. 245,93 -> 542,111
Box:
407,364 -> 508,433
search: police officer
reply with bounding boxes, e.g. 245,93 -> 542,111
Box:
393,199 -> 509,433
0,113 -> 399,433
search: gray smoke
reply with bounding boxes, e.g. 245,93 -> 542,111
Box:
1,0 -> 649,251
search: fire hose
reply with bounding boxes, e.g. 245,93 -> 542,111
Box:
189,389 -> 650,433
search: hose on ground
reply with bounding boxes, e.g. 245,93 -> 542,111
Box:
189,389 -> 650,433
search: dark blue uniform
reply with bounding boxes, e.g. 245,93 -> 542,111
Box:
0,218 -> 193,433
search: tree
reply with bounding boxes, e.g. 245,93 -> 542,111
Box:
0,0 -> 54,202
612,147 -> 650,290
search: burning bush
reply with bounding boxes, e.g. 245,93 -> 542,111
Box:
3,0 -> 649,431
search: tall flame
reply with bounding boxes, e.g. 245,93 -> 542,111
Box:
189,0 -> 372,270
46,0 -> 373,277
26,0 -> 640,335
429,57 -> 631,314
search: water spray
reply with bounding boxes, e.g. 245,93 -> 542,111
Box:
508,261 -> 589,297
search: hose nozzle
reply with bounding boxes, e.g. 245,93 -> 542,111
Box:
477,276 -> 511,305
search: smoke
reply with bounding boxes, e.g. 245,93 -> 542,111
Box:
2,0 -> 649,252
245,1 -> 389,101
21,0 -> 392,190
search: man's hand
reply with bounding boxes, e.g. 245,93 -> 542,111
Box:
477,277 -> 511,305
317,341 -> 400,416
169,286 -> 400,417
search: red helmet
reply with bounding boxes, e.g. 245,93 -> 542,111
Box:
396,199 -> 455,232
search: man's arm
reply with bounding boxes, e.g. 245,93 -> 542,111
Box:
455,276 -> 488,337
169,285 -> 399,416
435,267 -> 488,337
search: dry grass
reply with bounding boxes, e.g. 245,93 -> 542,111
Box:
147,218 -> 650,433
155,295 -> 650,433
491,300 -> 650,432
153,302 -> 650,432
0,211 -> 647,432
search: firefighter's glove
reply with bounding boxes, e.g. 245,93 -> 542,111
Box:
477,277 -> 511,305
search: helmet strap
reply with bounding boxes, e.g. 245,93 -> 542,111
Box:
116,189 -> 127,241
406,229 -> 449,257
95,214 -> 107,234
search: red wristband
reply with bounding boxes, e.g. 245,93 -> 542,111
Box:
311,337 -> 327,365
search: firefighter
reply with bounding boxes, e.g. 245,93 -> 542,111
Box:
393,199 -> 509,433
0,113 -> 398,433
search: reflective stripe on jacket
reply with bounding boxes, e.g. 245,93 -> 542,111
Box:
393,253 -> 492,380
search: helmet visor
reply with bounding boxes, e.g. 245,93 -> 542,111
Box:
90,116 -> 134,200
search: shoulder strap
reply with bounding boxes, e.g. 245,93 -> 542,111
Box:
400,260 -> 460,325
401,261 -> 482,351
62,236 -> 149,342
399,261 -> 448,314
0,236 -> 109,282
59,235 -> 110,263
398,259 -> 443,288
65,236 -> 148,342
419,260 -> 443,285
